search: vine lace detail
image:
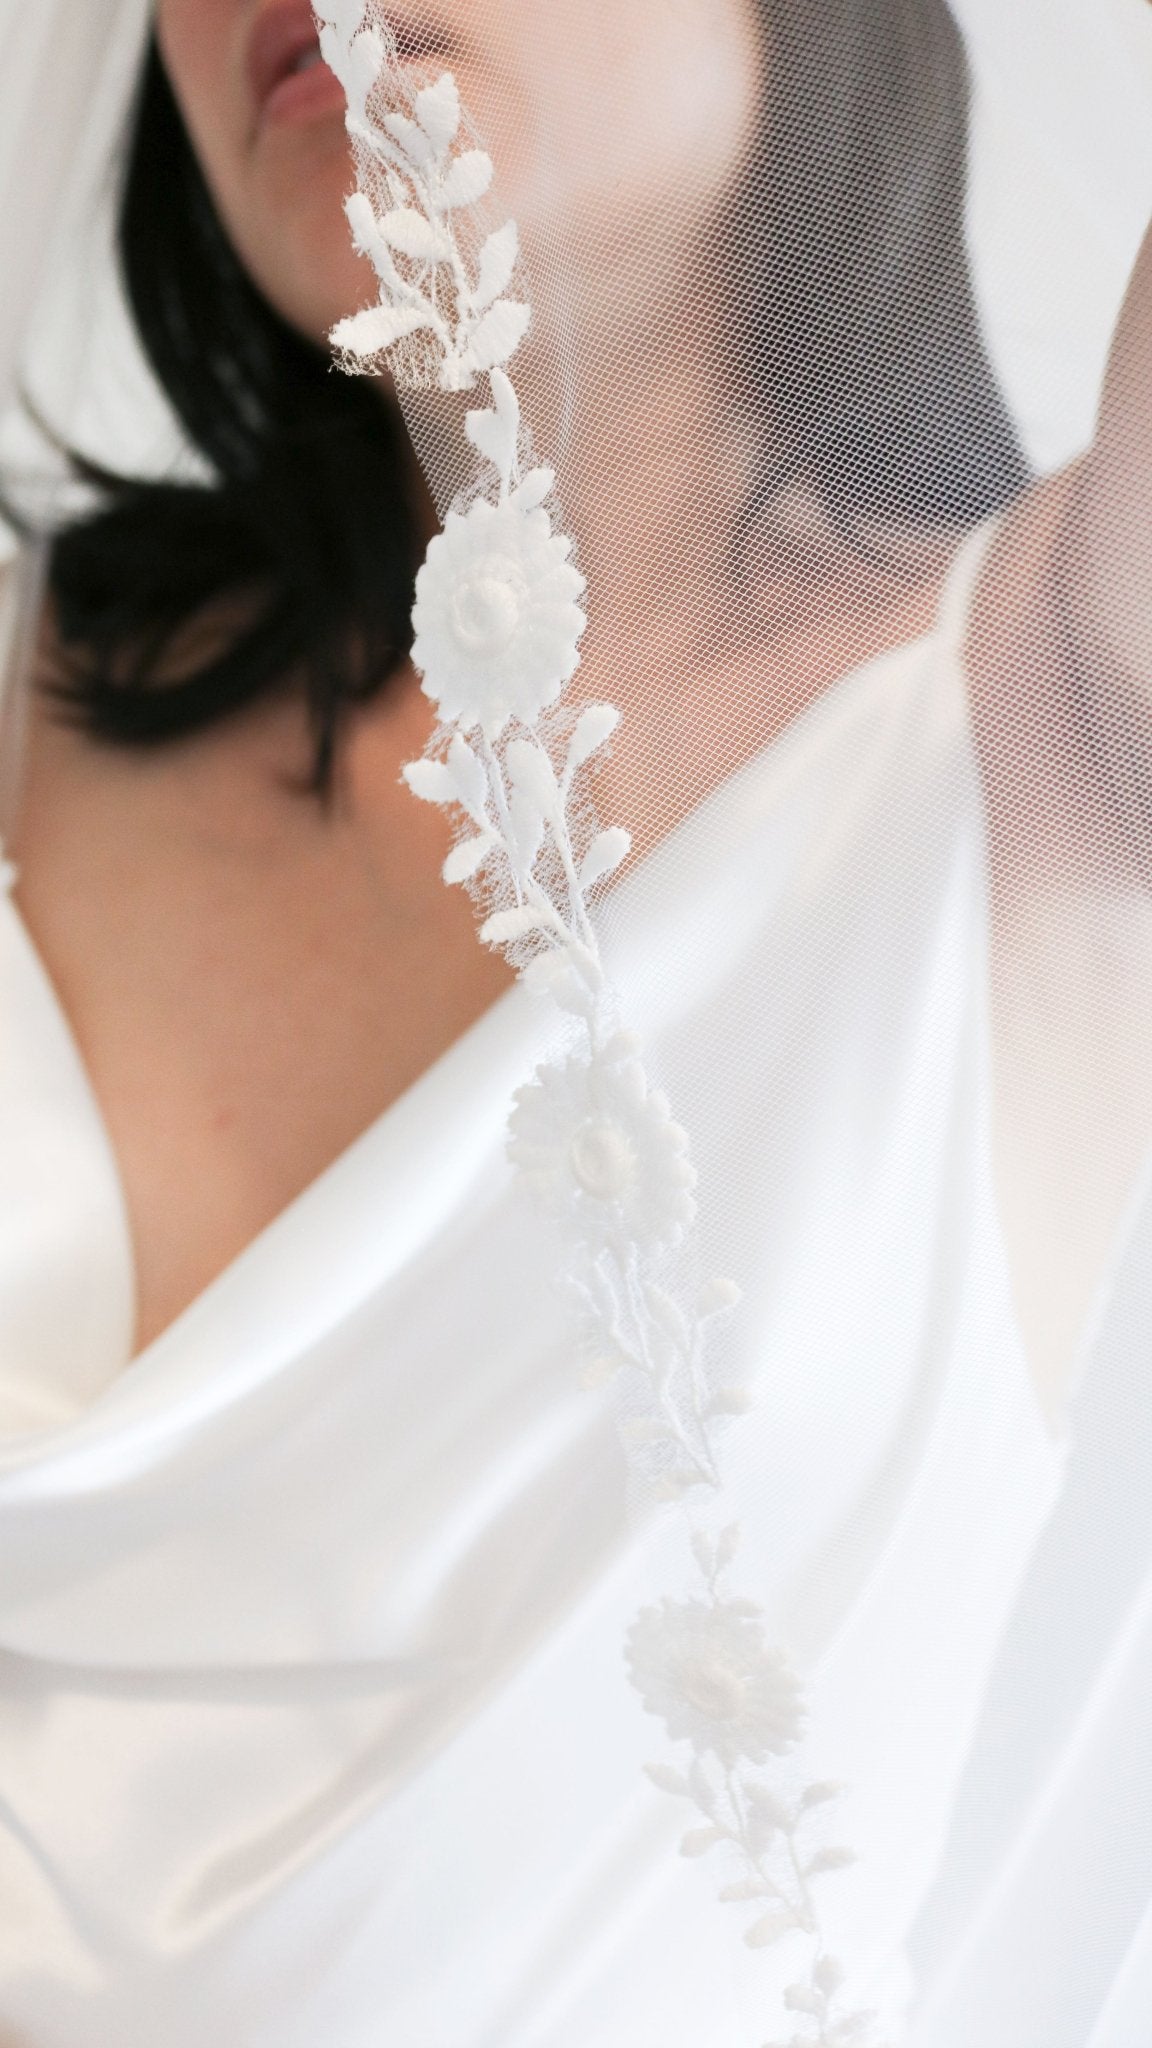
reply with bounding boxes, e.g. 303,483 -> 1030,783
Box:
316,8 -> 887,2038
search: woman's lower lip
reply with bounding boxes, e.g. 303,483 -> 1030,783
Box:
260,61 -> 347,131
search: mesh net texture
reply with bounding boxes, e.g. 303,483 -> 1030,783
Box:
3,2 -> 1152,2042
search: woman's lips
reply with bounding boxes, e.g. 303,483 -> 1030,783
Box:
248,3 -> 345,131
247,3 -> 458,133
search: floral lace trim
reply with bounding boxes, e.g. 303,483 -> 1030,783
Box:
317,8 -> 885,2039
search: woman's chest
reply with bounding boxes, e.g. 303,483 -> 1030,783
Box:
10,682 -> 510,1351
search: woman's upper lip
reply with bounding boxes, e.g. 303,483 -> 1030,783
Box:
247,2 -> 329,121
247,1 -> 458,121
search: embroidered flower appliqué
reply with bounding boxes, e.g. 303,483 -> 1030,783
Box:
509,1041 -> 697,1252
627,1596 -> 807,1770
412,489 -> 586,737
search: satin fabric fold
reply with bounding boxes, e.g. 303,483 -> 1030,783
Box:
0,541 -> 1109,2043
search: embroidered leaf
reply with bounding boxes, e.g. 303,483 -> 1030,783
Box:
602,1026 -> 642,1062
474,221 -> 520,310
620,1416 -> 675,1448
784,1984 -> 824,2016
566,704 -> 621,775
511,466 -> 555,514
465,367 -> 521,482
465,300 -> 532,373
479,905 -> 550,946
315,0 -> 364,43
443,834 -> 493,884
343,28 -> 385,117
488,364 -> 520,427
800,1781 -> 846,1811
680,1827 -> 724,1858
521,946 -> 599,1019
645,1280 -> 688,1346
813,1956 -> 847,1996
465,414 -> 507,477
580,828 -> 631,890
805,1847 -> 856,1876
402,758 -> 457,805
708,1387 -> 755,1417
466,412 -> 508,480
745,1910 -> 796,1950
345,192 -> 382,260
745,1784 -> 793,1830
716,1522 -> 742,1570
384,110 -> 436,167
652,1471 -> 697,1502
689,1758 -> 716,1815
318,17 -> 370,98
718,1879 -> 767,1903
508,787 -> 545,869
578,1353 -> 619,1390
446,734 -> 490,821
439,148 -> 494,209
415,73 -> 460,155
331,302 -> 430,359
379,207 -> 448,260
643,1761 -> 689,1797
506,739 -> 562,821
698,1275 -> 742,1317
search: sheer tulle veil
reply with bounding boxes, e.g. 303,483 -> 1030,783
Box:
4,1 -> 1152,2041
0,0 -> 152,474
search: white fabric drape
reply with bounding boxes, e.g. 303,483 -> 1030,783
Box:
2,4 -> 1152,2042
0,539 -> 1095,2046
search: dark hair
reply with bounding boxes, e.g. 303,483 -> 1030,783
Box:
38,5 -> 1025,780
741,0 -> 1028,527
44,43 -> 420,791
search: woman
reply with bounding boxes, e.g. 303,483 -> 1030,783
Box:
10,0 -> 1027,1355
0,0 -> 1150,2041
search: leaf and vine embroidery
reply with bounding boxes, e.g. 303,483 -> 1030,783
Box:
318,2 -> 528,389
316,7 -> 885,2039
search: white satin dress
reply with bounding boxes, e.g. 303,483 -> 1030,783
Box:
0,534 -> 1148,2046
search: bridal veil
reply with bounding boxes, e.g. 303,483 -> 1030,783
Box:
2,2 -> 1152,2042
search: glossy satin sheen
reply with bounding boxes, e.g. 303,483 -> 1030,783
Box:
0,546 -> 1145,2045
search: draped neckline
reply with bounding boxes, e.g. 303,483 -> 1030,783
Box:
0,529 -> 1069,1465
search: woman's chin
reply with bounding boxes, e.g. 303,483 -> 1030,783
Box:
240,155 -> 378,351
289,250 -> 382,355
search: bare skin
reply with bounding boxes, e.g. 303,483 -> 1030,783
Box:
9,0 -> 1152,1402
13,661 -> 513,1350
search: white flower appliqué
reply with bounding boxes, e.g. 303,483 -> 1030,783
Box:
413,485 -> 586,738
627,1596 -> 806,1769
509,1039 -> 697,1252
